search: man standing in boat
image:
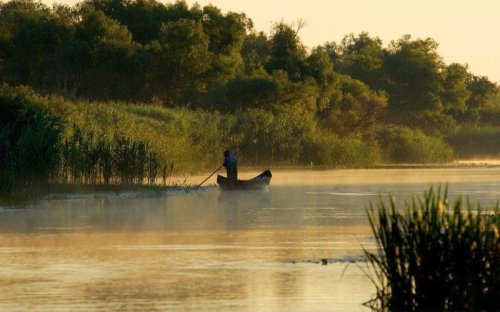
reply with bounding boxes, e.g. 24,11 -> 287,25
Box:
223,150 -> 238,180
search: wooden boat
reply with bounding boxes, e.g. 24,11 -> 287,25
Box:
217,170 -> 272,190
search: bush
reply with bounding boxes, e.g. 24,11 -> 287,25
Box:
377,125 -> 454,163
365,186 -> 500,311
411,110 -> 458,136
203,76 -> 278,111
479,107 -> 500,127
0,84 -> 63,192
303,134 -> 382,167
446,126 -> 500,158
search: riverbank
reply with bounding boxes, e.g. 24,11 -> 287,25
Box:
273,159 -> 500,169
2,162 -> 500,207
372,159 -> 500,169
0,183 -> 201,207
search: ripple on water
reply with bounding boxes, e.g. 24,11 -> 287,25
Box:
306,191 -> 388,196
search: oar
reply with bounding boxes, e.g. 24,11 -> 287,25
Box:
193,165 -> 223,190
193,120 -> 274,190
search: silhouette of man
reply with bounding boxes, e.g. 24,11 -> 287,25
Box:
223,150 -> 238,180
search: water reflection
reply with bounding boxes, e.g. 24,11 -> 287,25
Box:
0,186 -> 375,233
1,168 -> 500,311
0,230 -> 374,311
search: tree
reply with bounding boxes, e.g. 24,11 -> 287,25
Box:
65,4 -> 138,99
271,71 -> 319,117
467,75 -> 498,110
305,47 -> 336,112
200,6 -> 251,88
441,63 -> 471,118
201,5 -> 251,56
384,35 -> 444,114
85,0 -> 168,44
336,32 -> 385,90
306,47 -> 335,86
319,75 -> 388,137
465,75 -> 499,124
203,75 -> 277,111
0,0 -> 69,87
147,18 -> 210,105
241,31 -> 271,74
265,20 -> 307,81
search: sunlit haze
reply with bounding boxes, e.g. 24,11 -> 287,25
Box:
3,169 -> 500,310
37,0 -> 500,83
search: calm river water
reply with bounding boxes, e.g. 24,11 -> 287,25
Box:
1,168 -> 500,311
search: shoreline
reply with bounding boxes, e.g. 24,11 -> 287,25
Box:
2,161 -> 500,206
228,160 -> 500,172
372,160 -> 500,169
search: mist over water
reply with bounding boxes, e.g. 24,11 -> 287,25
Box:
1,169 -> 500,311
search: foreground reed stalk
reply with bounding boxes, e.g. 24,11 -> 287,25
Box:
365,186 -> 500,311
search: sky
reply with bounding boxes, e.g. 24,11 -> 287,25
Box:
38,0 -> 500,83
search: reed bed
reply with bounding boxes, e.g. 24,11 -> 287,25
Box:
54,126 -> 163,185
446,126 -> 500,159
2,84 -> 459,198
365,186 -> 500,311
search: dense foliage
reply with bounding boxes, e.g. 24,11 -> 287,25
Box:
0,1 -> 497,125
0,84 -> 165,193
366,187 -> 500,311
57,126 -> 162,185
446,127 -> 500,159
0,0 -> 499,193
0,84 -> 63,191
1,85 -> 383,171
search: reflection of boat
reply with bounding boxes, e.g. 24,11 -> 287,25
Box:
217,170 -> 272,190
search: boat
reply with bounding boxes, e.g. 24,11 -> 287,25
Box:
217,170 -> 272,190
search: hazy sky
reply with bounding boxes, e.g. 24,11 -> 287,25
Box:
39,0 -> 500,83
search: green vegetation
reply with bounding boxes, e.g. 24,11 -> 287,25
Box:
446,127 -> 500,158
377,126 -> 454,163
57,126 -> 162,185
1,0 -> 500,195
365,187 -> 500,311
0,85 -> 63,193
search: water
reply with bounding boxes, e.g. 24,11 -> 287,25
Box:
1,168 -> 500,311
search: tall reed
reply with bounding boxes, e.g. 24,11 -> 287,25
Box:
54,125 -> 162,185
446,126 -> 500,158
365,186 -> 500,311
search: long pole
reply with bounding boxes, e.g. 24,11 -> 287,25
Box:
193,120 -> 273,189
193,165 -> 223,190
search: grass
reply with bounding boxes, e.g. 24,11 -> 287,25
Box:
2,84 -> 464,201
446,126 -> 500,159
0,181 -> 202,208
365,186 -> 500,311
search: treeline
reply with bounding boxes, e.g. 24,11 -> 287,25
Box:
1,0 -> 500,194
1,0 -> 499,131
